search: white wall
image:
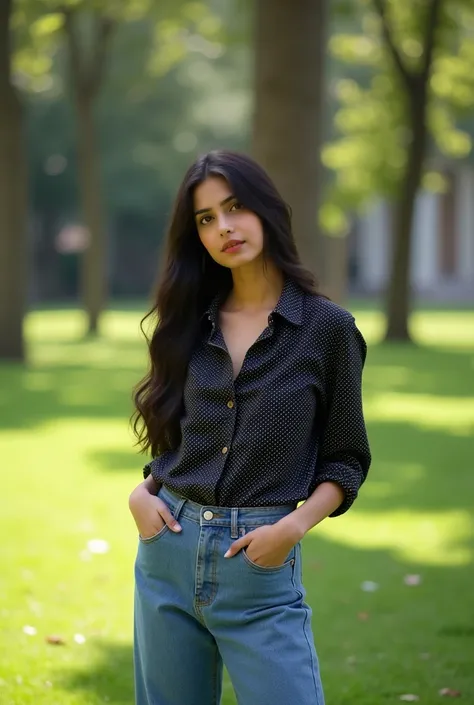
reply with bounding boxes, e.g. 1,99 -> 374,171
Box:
358,201 -> 390,291
411,191 -> 439,291
456,167 -> 474,286
355,167 -> 474,298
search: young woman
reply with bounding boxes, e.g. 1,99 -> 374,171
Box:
128,150 -> 371,705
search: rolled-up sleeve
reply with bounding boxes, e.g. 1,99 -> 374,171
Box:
313,315 -> 371,516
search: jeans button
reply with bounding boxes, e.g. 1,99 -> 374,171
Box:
203,510 -> 214,521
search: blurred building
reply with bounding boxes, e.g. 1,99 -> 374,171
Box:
350,165 -> 474,301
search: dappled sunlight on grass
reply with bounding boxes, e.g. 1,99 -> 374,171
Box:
314,508 -> 472,567
412,311 -> 474,348
26,309 -> 148,369
32,341 -> 147,369
26,308 -> 146,343
355,308 -> 474,349
365,392 -> 474,435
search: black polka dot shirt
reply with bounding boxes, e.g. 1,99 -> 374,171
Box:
143,277 -> 371,516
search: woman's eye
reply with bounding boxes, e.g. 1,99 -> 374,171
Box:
200,215 -> 212,225
230,202 -> 243,211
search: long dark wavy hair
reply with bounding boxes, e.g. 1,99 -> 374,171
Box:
132,150 -> 321,457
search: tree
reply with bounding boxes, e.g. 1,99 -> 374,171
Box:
374,0 -> 442,341
0,0 -> 28,361
61,6 -> 115,335
252,0 -> 328,285
324,0 -> 474,341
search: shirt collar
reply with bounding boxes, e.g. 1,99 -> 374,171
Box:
202,276 -> 304,327
202,290 -> 222,326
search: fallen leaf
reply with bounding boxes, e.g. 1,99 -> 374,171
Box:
361,580 -> 379,592
439,688 -> 462,698
46,635 -> 66,645
404,574 -> 422,586
357,612 -> 369,621
400,695 -> 419,702
22,625 -> 37,636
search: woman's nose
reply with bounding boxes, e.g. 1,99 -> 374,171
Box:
217,213 -> 233,235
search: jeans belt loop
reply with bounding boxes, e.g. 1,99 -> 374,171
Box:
231,507 -> 238,539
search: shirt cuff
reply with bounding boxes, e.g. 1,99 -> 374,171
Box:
313,459 -> 364,516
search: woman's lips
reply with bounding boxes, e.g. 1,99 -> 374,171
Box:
222,240 -> 245,253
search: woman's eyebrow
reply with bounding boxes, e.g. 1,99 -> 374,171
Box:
194,194 -> 235,216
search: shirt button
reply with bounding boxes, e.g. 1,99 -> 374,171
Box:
227,400 -> 234,409
222,446 -> 228,454
203,510 -> 214,521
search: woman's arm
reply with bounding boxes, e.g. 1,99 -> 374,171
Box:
278,481 -> 344,539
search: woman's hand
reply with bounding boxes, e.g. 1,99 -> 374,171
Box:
128,478 -> 181,539
224,518 -> 304,567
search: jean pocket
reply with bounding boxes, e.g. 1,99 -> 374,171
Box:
241,546 -> 296,573
138,524 -> 169,545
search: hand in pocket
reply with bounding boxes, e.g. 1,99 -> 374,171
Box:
129,484 -> 182,539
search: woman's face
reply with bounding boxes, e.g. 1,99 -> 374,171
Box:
193,176 -> 264,269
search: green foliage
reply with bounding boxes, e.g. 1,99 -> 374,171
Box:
321,0 -> 474,234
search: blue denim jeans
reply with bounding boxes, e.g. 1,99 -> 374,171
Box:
134,485 -> 325,705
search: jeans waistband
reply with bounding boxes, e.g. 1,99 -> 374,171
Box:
159,485 -> 296,530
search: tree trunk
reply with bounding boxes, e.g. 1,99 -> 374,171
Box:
321,235 -> 349,304
252,0 -> 327,279
76,92 -> 107,335
64,10 -> 113,336
385,90 -> 428,342
0,0 -> 28,361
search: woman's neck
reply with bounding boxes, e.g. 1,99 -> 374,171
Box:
223,264 -> 284,314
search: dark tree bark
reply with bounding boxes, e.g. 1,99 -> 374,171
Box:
63,9 -> 114,335
374,0 -> 442,342
252,0 -> 327,282
0,0 -> 28,361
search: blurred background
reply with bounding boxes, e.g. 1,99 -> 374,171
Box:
0,1 -> 473,704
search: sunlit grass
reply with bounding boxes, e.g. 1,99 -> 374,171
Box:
0,303 -> 473,704
315,508 -> 472,566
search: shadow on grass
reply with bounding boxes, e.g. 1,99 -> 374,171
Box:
56,641 -> 135,705
89,448 -> 143,473
0,359 -> 137,431
365,343 -> 474,399
360,420 -> 474,512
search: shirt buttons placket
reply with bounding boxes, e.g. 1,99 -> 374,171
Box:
227,400 -> 234,409
222,446 -> 228,454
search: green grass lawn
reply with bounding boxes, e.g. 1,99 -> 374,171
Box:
0,304 -> 473,705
